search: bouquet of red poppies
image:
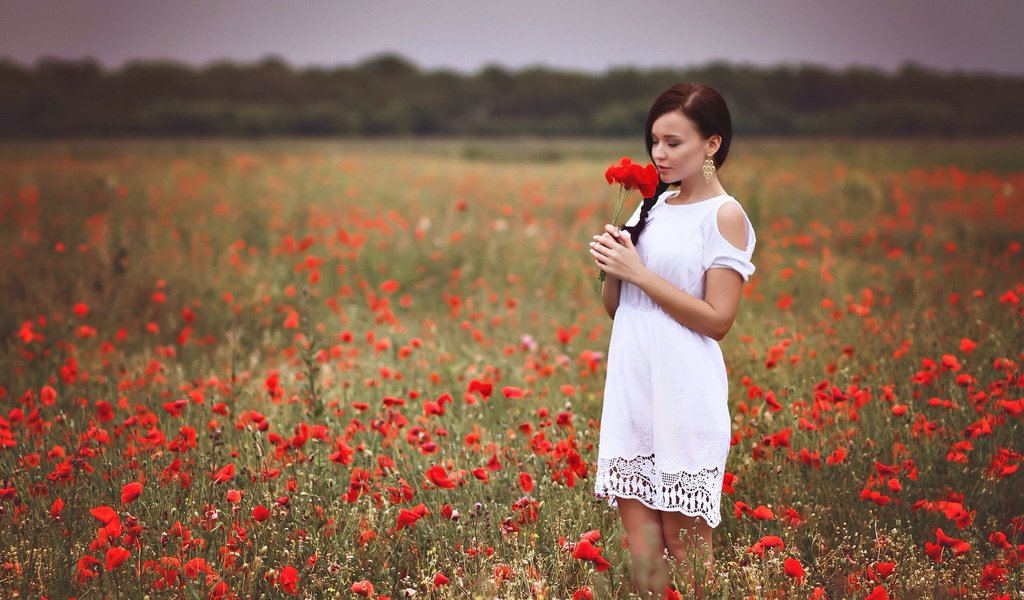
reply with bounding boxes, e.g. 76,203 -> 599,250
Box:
598,157 -> 658,281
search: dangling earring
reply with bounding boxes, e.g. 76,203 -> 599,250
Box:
702,155 -> 716,183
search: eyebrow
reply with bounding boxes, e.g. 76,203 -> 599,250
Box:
651,133 -> 683,139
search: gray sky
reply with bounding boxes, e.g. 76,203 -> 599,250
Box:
2,0 -> 1022,74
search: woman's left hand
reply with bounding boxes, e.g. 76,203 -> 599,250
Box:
590,224 -> 647,284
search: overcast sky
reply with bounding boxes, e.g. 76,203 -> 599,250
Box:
2,0 -> 1022,75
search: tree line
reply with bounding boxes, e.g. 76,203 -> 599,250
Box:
1,53 -> 1021,138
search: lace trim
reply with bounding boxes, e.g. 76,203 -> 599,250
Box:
594,454 -> 723,528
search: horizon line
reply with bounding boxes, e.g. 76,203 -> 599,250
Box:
3,51 -> 1022,79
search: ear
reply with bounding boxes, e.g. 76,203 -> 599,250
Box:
705,135 -> 722,157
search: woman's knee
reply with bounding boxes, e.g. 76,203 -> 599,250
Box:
618,498 -> 667,555
662,513 -> 712,555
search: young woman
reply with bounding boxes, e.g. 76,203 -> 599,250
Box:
589,83 -> 755,598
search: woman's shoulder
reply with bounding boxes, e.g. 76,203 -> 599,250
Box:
699,194 -> 747,223
714,196 -> 748,222
704,195 -> 755,252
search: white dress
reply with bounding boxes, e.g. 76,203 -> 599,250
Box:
594,190 -> 756,528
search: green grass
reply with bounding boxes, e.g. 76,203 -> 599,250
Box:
0,137 -> 1021,599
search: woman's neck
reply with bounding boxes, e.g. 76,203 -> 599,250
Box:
666,177 -> 727,204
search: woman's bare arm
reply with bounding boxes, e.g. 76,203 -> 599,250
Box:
632,268 -> 743,340
600,273 -> 621,319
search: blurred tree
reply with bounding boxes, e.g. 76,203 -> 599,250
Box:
0,54 -> 1021,137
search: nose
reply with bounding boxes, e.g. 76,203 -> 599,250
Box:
651,142 -> 666,161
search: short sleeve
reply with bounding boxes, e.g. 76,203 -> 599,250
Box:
702,199 -> 756,281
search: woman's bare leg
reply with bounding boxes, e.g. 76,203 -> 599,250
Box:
660,512 -> 714,598
617,498 -> 670,597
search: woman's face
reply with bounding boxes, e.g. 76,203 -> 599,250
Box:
649,110 -> 720,184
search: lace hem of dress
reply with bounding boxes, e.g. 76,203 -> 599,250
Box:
594,454 -> 723,528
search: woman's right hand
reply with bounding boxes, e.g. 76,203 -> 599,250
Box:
592,222 -> 646,284
592,225 -> 625,318
590,224 -> 625,269
598,223 -> 624,245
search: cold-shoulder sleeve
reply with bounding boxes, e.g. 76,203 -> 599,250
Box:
702,198 -> 756,281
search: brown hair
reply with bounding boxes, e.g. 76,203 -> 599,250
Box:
623,83 -> 733,244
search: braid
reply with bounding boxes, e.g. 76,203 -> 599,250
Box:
622,180 -> 668,245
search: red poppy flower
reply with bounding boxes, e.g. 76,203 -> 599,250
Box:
988,531 -> 1011,549
874,561 -> 895,578
351,580 -> 374,597
162,398 -> 187,416
328,439 -> 355,465
980,562 -> 1009,589
502,386 -> 523,399
467,379 -> 493,399
91,400 -> 113,422
425,465 -> 456,489
722,471 -> 736,494
604,157 -> 658,198
826,448 -> 846,465
934,528 -> 970,554
396,503 -> 429,530
783,556 -> 805,583
120,481 -> 143,504
758,535 -> 784,550
211,463 -> 234,484
183,557 -> 209,579
924,541 -> 943,563
280,565 -> 298,594
518,472 -> 534,493
90,505 -> 117,525
763,427 -> 792,448
105,547 -> 130,571
40,385 -> 57,405
571,539 -> 611,572
76,555 -> 100,583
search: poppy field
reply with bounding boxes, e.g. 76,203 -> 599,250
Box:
0,137 -> 1021,599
